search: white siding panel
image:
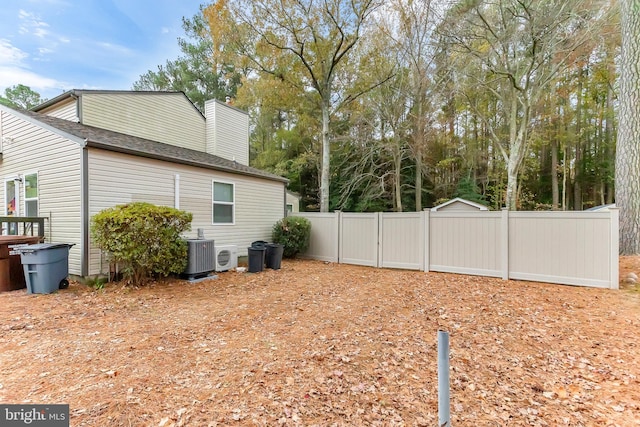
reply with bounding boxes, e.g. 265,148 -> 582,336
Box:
81,93 -> 205,151
0,111 -> 83,274
205,100 -> 249,165
88,149 -> 285,275
39,98 -> 78,121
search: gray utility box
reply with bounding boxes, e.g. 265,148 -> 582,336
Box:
184,239 -> 215,279
17,243 -> 74,294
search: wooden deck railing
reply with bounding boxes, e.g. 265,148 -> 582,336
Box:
0,216 -> 46,237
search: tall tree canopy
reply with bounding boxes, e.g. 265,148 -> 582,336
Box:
0,85 -> 44,109
205,0 -> 384,212
133,1 -> 620,214
132,7 -> 241,110
439,0 -> 607,210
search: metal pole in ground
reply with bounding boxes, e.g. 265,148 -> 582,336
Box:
438,330 -> 450,426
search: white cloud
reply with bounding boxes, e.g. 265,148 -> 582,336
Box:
97,42 -> 134,56
0,40 -> 65,97
161,27 -> 170,34
0,39 -> 28,65
0,66 -> 63,92
18,9 -> 51,38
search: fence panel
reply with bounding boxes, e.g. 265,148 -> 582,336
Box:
508,211 -> 617,288
379,212 -> 424,270
340,213 -> 379,267
295,212 -> 339,262
297,209 -> 618,289
429,211 -> 504,277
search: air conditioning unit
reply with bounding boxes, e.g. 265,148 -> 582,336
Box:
215,245 -> 238,272
184,239 -> 215,279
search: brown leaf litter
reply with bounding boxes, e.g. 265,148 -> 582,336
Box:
1,258 -> 639,426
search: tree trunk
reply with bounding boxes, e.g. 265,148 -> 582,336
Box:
395,148 -> 403,212
552,139 -> 559,209
320,96 -> 331,212
415,150 -> 422,211
605,62 -> 615,205
504,94 -> 529,210
574,71 -> 583,210
562,146 -> 568,211
616,0 -> 640,254
414,97 -> 424,212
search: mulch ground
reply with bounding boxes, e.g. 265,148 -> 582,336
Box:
1,258 -> 639,426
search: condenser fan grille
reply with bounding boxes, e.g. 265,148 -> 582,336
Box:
217,250 -> 230,266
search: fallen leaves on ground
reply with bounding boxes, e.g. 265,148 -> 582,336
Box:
1,258 -> 639,426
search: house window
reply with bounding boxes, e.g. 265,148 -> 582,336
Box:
212,181 -> 234,224
286,204 -> 293,214
24,173 -> 38,217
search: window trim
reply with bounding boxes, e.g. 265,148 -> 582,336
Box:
4,178 -> 19,217
3,178 -> 19,235
212,179 -> 235,225
23,171 -> 38,217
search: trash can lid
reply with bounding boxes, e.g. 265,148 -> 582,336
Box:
14,243 -> 74,252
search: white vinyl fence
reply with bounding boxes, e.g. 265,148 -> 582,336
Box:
295,209 -> 619,289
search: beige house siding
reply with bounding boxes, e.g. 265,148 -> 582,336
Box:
39,98 -> 78,121
87,148 -> 285,276
286,192 -> 300,213
205,100 -> 249,165
81,93 -> 205,151
0,110 -> 83,274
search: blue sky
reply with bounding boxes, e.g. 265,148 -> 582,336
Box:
0,0 -> 204,101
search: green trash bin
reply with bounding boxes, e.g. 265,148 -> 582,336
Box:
16,243 -> 74,294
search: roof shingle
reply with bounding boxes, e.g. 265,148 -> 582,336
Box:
12,108 -> 288,183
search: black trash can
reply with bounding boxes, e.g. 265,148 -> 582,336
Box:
266,243 -> 284,270
247,246 -> 266,273
251,240 -> 268,249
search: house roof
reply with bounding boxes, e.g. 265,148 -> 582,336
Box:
586,203 -> 616,212
6,106 -> 288,184
431,197 -> 489,211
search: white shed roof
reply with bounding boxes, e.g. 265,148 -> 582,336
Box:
431,197 -> 489,212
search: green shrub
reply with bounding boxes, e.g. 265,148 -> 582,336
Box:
272,216 -> 311,258
91,202 -> 193,285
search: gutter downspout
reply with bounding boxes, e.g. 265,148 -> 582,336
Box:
175,174 -> 180,209
284,185 -> 287,217
81,138 -> 89,277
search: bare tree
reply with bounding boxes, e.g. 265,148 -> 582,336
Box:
441,0 -> 606,210
207,0 -> 382,212
378,0 -> 438,211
